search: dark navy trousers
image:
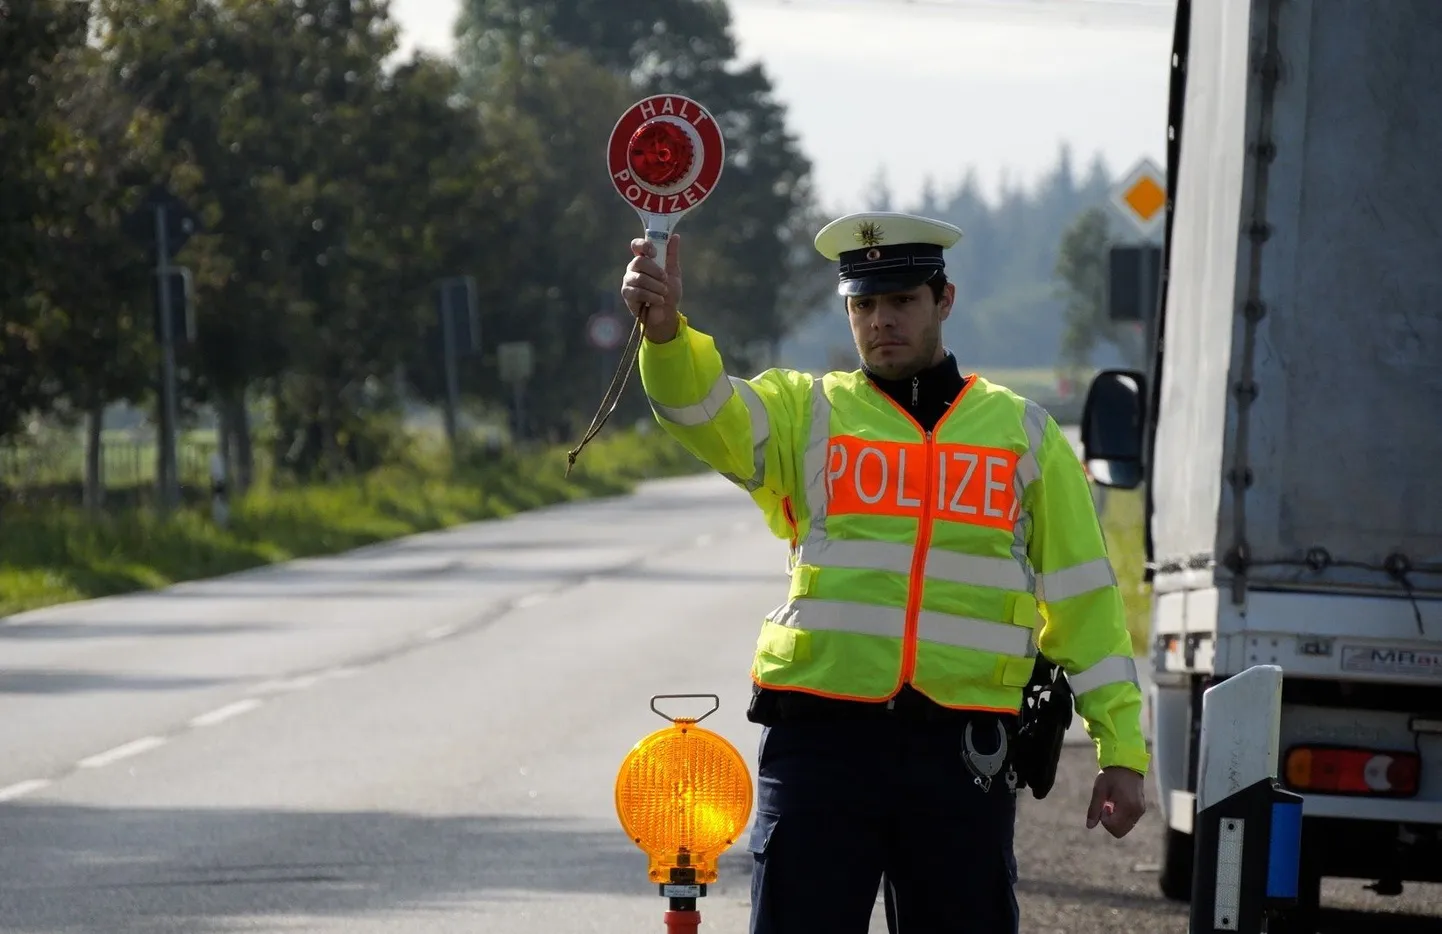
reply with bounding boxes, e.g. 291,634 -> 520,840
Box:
746,717 -> 1019,934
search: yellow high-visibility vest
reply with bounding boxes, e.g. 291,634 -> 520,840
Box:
639,314 -> 1149,775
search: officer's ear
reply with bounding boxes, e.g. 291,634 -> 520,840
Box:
937,280 -> 956,322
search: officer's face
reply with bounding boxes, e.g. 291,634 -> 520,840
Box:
846,281 -> 954,380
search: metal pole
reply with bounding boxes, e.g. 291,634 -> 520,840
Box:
441,287 -> 460,452
1141,242 -> 1161,372
154,205 -> 180,514
513,380 -> 526,443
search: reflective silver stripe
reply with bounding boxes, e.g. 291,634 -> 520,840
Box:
769,598 -> 1034,657
1067,654 -> 1140,695
916,611 -> 1035,657
1037,556 -> 1118,603
928,547 -> 1032,592
800,378 -> 833,539
731,378 -> 770,490
1014,399 -> 1048,491
769,598 -> 903,639
648,369 -> 734,427
1009,399 -> 1048,595
796,538 -> 912,574
796,539 -> 1030,592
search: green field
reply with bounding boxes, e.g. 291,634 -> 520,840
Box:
0,429 -> 705,618
1099,488 -> 1152,656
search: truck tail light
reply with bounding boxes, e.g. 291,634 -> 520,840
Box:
1283,746 -> 1421,797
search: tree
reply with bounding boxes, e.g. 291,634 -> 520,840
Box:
33,53 -> 168,510
0,0 -> 93,442
455,0 -> 828,376
1054,207 -> 1145,377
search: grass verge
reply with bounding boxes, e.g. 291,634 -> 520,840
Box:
0,429 -> 704,619
1099,487 -> 1152,657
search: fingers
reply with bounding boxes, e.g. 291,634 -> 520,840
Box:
622,240 -> 667,315
621,268 -> 666,312
1087,773 -> 1147,838
665,232 -> 682,276
1085,779 -> 1108,830
1101,797 -> 1144,839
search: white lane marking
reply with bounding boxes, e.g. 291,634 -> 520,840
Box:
514,593 -> 551,609
425,623 -> 459,640
322,666 -> 361,681
189,699 -> 262,728
694,533 -> 714,547
78,736 -> 167,769
0,779 -> 51,802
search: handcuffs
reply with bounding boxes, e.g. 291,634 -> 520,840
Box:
962,719 -> 1018,794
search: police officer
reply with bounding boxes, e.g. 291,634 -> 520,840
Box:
620,212 -> 1148,934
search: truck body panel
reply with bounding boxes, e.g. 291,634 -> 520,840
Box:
1117,0 -> 1442,899
1151,0 -> 1442,600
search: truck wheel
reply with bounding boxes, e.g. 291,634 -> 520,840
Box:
1158,826 -> 1194,902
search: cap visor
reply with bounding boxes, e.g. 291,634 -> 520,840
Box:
837,271 -> 934,297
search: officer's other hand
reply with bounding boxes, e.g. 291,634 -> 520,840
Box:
1086,766 -> 1147,838
621,233 -> 683,343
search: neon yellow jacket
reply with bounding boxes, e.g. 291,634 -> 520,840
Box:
639,314 -> 1148,775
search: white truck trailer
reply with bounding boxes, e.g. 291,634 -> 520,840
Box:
1080,0 -> 1442,927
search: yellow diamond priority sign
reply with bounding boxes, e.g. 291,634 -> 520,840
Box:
1110,157 -> 1167,238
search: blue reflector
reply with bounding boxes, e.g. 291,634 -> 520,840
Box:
1266,801 -> 1303,899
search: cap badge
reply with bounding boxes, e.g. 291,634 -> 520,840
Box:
865,247 -> 881,261
854,220 -> 884,248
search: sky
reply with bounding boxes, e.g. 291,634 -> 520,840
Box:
386,0 -> 1177,212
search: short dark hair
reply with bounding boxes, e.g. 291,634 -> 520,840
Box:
926,271 -> 948,303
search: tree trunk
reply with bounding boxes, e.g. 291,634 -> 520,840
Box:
83,399 -> 105,515
219,391 -> 254,493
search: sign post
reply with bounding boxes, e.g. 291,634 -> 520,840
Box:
565,94 -> 727,475
433,275 -> 480,451
1108,156 -> 1168,241
497,341 -> 533,443
1106,157 -> 1168,365
125,183 -> 201,515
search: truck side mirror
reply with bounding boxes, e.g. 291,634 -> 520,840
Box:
1081,369 -> 1146,490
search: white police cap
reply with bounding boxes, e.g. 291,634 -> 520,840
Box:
813,211 -> 964,297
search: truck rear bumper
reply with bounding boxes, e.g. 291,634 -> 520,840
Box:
1165,787 -> 1442,828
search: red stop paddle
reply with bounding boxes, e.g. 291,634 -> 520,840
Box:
566,94 -> 726,474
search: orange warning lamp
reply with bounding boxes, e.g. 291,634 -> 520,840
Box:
614,694 -> 754,886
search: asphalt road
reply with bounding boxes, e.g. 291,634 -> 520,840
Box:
1,473 -> 1438,933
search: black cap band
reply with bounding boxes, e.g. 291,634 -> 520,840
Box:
837,242 -> 945,296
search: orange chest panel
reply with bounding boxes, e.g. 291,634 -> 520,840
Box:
823,434 -> 1020,531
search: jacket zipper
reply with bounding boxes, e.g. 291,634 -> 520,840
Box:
900,426 -> 935,686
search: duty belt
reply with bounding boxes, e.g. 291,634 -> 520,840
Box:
753,684 -> 1019,727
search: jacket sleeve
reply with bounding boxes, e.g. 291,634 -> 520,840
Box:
1021,403 -> 1150,775
637,313 -> 812,540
